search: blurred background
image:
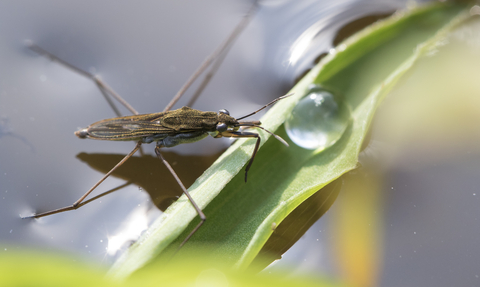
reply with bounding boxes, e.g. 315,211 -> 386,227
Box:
1,0 -> 479,286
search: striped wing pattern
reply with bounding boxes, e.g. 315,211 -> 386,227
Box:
85,112 -> 174,141
82,107 -> 217,141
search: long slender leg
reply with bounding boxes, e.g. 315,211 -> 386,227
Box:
22,142 -> 142,219
185,1 -> 259,108
164,0 -> 259,112
77,182 -> 132,208
155,146 -> 206,248
26,41 -> 138,116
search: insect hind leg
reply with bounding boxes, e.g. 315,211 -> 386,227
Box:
22,141 -> 142,219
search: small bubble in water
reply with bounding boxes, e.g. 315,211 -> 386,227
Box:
285,85 -> 351,150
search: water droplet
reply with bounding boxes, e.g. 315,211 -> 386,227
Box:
285,85 -> 351,150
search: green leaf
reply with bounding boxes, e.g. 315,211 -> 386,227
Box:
126,250 -> 347,287
109,3 -> 471,279
0,249 -> 346,287
0,250 -> 113,287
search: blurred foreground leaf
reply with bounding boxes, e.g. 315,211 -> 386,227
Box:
109,3 -> 472,280
0,250 -> 113,287
0,249 -> 344,287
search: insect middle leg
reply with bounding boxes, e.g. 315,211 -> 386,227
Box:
155,146 -> 206,248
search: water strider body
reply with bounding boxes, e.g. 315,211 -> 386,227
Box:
77,106 -> 259,147
75,98 -> 290,182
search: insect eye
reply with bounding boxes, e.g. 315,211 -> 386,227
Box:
216,122 -> 228,132
219,109 -> 230,115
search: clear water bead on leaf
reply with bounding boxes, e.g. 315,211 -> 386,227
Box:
285,85 -> 351,150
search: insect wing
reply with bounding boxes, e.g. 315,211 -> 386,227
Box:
85,113 -> 174,141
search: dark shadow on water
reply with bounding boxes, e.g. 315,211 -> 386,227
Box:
76,150 -> 225,211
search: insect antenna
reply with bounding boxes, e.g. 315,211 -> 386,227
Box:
235,93 -> 294,121
237,123 -> 289,147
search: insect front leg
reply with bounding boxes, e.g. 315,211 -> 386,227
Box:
220,131 -> 260,182
154,145 -> 206,248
